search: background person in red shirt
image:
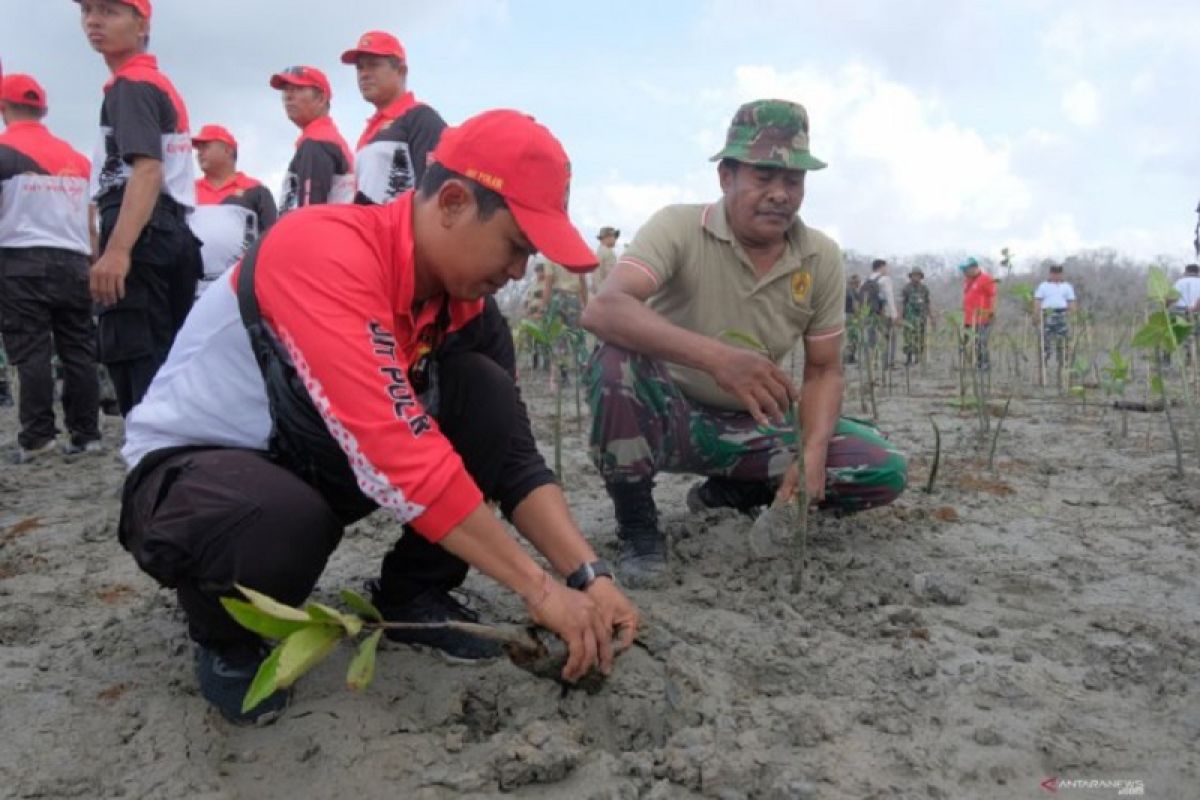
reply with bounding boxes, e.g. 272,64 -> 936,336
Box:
77,0 -> 203,416
190,124 -> 277,295
118,110 -> 640,725
342,30 -> 447,206
0,74 -> 101,460
959,256 -> 996,370
271,66 -> 354,213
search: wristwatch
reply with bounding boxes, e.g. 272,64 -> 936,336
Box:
565,560 -> 615,591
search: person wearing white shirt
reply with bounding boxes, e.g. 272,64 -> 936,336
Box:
868,258 -> 899,368
1172,264 -> 1200,314
1172,263 -> 1200,360
1034,264 -> 1077,366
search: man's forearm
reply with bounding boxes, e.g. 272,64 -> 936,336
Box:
582,293 -> 729,374
438,503 -> 548,604
511,484 -> 599,577
800,362 -> 843,460
103,159 -> 162,256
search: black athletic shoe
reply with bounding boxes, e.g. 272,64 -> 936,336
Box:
195,642 -> 289,726
62,436 -> 102,456
686,476 -> 775,516
369,583 -> 503,663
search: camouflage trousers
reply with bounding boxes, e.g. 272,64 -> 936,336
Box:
549,291 -> 581,328
1042,310 -> 1069,364
902,315 -> 928,362
587,344 -> 907,514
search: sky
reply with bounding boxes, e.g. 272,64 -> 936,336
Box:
3,0 -> 1198,269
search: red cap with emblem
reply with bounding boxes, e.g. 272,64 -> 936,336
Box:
269,66 -> 332,100
191,124 -> 237,150
340,31 -> 407,65
71,0 -> 152,19
0,74 -> 48,111
432,109 -> 596,272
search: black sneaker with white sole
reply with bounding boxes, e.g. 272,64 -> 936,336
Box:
195,642 -> 290,726
369,583 -> 503,663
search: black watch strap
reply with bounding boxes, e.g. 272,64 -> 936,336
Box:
565,559 -> 614,590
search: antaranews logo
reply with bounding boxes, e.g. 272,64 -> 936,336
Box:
1040,776 -> 1145,795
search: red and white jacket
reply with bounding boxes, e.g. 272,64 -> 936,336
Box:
123,194 -> 514,541
90,54 -> 196,210
0,121 -> 91,255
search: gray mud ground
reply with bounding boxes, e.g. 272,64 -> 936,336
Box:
1,366 -> 1198,799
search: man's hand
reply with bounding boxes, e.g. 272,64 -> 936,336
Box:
526,578 -> 612,682
584,578 -> 640,655
711,345 -> 796,426
90,248 -> 132,306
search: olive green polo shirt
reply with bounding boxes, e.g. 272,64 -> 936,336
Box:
619,199 -> 844,409
593,243 -> 617,290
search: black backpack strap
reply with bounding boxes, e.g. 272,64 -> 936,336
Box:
236,239 -> 265,329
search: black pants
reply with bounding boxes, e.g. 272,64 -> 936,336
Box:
0,248 -> 100,448
119,352 -> 518,647
96,202 -> 200,416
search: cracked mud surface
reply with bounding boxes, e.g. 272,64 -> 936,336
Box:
1,371 -> 1196,799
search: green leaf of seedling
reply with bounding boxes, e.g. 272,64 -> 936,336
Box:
518,319 -> 550,346
275,625 -> 343,689
234,584 -> 312,622
305,602 -> 363,636
346,630 -> 383,692
339,589 -> 384,622
1169,319 -> 1194,348
718,329 -> 769,355
220,597 -> 314,640
1132,312 -> 1172,350
1147,266 -> 1178,304
1150,375 -> 1165,397
241,640 -> 284,713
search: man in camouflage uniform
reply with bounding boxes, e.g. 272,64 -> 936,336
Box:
844,274 -> 862,364
901,268 -> 933,365
582,100 -> 907,586
1033,264 -> 1076,367
591,226 -> 620,295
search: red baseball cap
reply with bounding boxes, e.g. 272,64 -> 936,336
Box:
0,74 -> 48,111
71,0 -> 152,19
269,66 -> 332,99
340,31 -> 407,65
433,109 -> 596,272
192,124 -> 237,150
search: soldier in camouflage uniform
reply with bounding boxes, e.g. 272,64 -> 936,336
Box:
901,268 -> 932,365
1033,264 -> 1076,367
582,99 -> 907,587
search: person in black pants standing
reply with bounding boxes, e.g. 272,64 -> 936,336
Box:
0,74 -> 101,460
77,0 -> 201,415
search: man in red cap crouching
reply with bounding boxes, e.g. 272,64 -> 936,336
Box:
190,124 -> 277,295
270,65 -> 354,213
118,109 -> 640,725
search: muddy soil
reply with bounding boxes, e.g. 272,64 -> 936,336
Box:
1,366 -> 1197,799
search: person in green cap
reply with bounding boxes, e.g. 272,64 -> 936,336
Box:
960,256 -> 996,370
582,99 -> 908,586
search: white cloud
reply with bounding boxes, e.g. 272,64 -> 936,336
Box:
1061,81 -> 1100,127
573,170 -> 714,241
724,63 -> 1031,231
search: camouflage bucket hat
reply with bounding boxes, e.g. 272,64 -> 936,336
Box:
710,99 -> 827,171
